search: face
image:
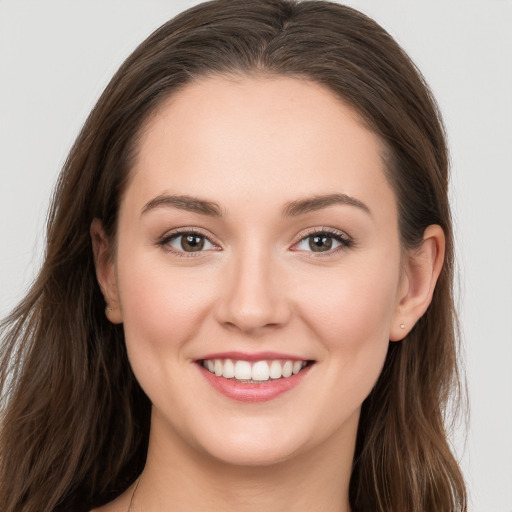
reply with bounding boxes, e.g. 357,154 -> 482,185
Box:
102,76 -> 409,467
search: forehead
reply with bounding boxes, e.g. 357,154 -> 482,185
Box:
126,75 -> 396,221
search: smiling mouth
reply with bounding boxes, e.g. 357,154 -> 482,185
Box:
200,358 -> 312,383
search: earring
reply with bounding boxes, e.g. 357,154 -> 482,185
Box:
105,306 -> 112,314
400,323 -> 405,329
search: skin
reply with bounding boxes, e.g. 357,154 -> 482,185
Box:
91,75 -> 445,512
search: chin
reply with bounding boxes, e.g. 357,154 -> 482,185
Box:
201,435 -> 303,468
181,414 -> 314,468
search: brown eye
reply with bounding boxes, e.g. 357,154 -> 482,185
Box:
309,234 -> 333,252
293,230 -> 352,254
164,232 -> 215,253
181,234 -> 205,252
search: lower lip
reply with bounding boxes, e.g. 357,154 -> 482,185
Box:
198,363 -> 313,403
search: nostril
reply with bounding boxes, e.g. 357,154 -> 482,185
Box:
216,302 -> 292,334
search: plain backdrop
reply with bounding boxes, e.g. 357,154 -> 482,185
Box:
1,1 -> 511,510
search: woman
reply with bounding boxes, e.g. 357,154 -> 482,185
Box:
0,1 -> 467,511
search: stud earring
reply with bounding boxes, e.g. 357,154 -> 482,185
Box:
105,306 -> 112,314
400,323 -> 406,329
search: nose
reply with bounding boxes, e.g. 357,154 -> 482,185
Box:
214,247 -> 291,335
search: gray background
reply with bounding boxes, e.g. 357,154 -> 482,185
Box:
1,1 -> 511,510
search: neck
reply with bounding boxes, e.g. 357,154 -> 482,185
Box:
133,411 -> 356,512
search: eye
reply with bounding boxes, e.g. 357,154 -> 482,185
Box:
293,230 -> 352,253
160,231 -> 217,254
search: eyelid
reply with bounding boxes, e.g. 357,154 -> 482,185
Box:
290,226 -> 354,254
297,226 -> 351,238
156,226 -> 352,256
157,227 -> 222,256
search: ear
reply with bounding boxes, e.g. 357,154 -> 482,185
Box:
90,218 -> 123,324
390,224 -> 445,341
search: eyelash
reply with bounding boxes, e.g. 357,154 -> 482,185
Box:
157,227 -> 353,257
292,227 -> 354,256
157,228 -> 220,258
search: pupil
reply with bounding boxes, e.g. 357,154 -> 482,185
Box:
182,234 -> 204,252
310,235 -> 332,252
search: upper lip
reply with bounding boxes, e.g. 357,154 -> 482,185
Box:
196,351 -> 312,362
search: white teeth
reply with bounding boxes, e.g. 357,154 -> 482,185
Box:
282,360 -> 293,378
292,361 -> 303,375
202,358 -> 308,382
222,359 -> 235,378
251,361 -> 270,381
234,360 -> 252,380
269,360 -> 282,379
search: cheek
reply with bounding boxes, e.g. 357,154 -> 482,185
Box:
115,251 -> 215,362
294,254 -> 400,395
297,260 -> 400,343
293,264 -> 398,428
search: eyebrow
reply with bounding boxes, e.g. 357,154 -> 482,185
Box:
141,192 -> 371,218
282,193 -> 371,217
141,194 -> 223,217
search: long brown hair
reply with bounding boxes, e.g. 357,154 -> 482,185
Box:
0,1 -> 466,510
